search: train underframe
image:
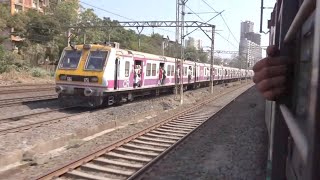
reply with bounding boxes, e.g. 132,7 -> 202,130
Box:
57,78 -> 249,107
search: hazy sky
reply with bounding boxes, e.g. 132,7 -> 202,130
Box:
80,0 -> 275,57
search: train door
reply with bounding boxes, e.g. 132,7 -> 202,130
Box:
133,60 -> 143,88
193,64 -> 197,83
188,65 -> 192,83
114,58 -> 120,90
196,65 -> 200,81
123,60 -> 130,88
160,62 -> 165,85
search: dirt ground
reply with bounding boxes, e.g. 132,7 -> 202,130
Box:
0,71 -> 54,86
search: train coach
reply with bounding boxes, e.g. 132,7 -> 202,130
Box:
54,42 -> 253,107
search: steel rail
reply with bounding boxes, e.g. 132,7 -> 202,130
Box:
35,83 -> 252,180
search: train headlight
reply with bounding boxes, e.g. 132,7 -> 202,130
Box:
91,77 -> 98,82
59,75 -> 67,81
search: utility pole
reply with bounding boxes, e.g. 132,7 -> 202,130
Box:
210,26 -> 215,94
175,0 -> 180,99
179,0 -> 188,105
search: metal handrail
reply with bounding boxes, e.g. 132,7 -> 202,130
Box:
284,0 -> 316,43
280,105 -> 308,163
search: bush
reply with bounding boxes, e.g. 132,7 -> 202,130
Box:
0,61 -> 15,73
49,71 -> 55,77
30,67 -> 48,77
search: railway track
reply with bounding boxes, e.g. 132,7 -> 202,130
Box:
35,83 -> 253,180
0,94 -> 58,108
0,83 -> 56,108
0,105 -> 89,135
0,105 -> 80,123
0,83 -> 54,88
0,85 -> 55,95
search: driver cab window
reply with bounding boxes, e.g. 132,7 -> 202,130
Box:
85,51 -> 108,71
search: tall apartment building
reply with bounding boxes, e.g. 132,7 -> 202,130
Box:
185,37 -> 203,50
240,21 -> 254,39
239,21 -> 262,68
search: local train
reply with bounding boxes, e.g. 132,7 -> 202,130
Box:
55,42 -> 253,107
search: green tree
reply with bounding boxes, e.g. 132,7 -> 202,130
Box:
0,45 -> 4,60
76,9 -> 104,44
26,11 -> 60,43
228,55 -> 248,69
198,48 -> 208,63
213,56 -> 222,65
184,46 -> 208,63
0,4 -> 10,31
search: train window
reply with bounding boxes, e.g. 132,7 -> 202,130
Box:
85,51 -> 108,71
125,61 -> 130,77
171,65 -> 174,76
184,67 -> 187,76
204,67 -> 207,76
167,65 -> 171,76
146,63 -> 151,76
59,50 -> 82,69
152,63 -> 156,76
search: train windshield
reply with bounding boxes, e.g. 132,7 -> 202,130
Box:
85,51 -> 108,71
59,50 -> 82,69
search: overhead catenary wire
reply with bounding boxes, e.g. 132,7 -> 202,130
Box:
185,5 -> 206,22
215,32 -> 238,49
201,0 -> 239,44
79,1 -> 175,34
185,5 -> 238,50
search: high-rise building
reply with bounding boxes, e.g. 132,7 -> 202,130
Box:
195,39 -> 203,50
185,37 -> 203,50
240,21 -> 254,39
239,20 -> 262,69
244,32 -> 261,45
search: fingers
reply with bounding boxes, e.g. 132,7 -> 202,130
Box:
256,76 -> 286,92
253,65 -> 287,83
262,87 -> 286,101
252,45 -> 291,101
253,56 -> 290,72
266,45 -> 280,57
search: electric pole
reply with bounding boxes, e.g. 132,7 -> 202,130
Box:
175,0 -> 180,99
178,0 -> 188,105
210,26 -> 215,94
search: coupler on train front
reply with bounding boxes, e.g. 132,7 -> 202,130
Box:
55,85 -> 104,107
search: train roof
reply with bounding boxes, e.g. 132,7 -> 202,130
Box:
67,44 -> 251,70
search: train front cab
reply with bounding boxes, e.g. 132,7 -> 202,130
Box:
265,1 -> 320,180
55,44 -> 111,107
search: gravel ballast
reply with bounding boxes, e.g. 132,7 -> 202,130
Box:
141,87 -> 268,180
0,82 -> 251,179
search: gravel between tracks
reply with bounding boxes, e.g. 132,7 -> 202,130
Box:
141,86 -> 268,180
2,82 -> 249,180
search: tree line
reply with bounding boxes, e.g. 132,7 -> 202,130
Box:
0,0 -> 244,73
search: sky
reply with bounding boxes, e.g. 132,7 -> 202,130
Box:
80,0 -> 276,58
